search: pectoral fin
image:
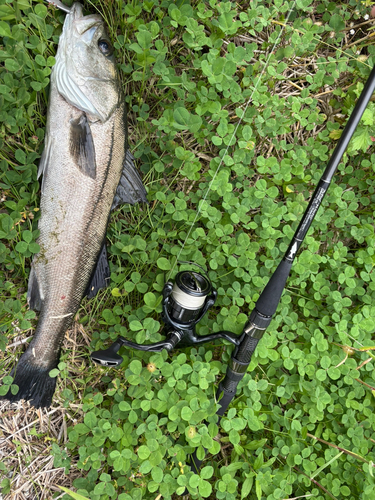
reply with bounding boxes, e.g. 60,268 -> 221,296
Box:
111,150 -> 148,210
86,244 -> 110,299
70,115 -> 96,179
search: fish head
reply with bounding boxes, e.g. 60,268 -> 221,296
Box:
54,2 -> 121,122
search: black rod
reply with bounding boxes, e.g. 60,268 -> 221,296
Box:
189,63 -> 375,473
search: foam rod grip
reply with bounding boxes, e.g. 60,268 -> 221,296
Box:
255,259 -> 293,317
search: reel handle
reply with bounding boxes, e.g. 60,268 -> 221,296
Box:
91,340 -> 123,367
90,331 -> 183,366
115,330 -> 183,353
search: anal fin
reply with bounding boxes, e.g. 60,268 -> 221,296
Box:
86,244 -> 110,299
111,150 -> 148,210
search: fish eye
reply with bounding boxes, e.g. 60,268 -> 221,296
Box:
98,39 -> 113,56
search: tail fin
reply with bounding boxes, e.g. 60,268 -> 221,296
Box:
1,356 -> 58,409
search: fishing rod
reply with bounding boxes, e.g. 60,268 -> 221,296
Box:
92,62 -> 375,475
188,63 -> 375,472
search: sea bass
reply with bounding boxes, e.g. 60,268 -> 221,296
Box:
2,3 -> 147,408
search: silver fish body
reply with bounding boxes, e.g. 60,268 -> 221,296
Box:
3,3 -> 146,408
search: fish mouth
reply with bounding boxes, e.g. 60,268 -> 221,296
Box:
71,2 -> 103,36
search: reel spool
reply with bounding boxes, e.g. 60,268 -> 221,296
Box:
167,271 -> 212,324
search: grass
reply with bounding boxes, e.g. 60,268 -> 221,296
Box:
1,0 -> 375,499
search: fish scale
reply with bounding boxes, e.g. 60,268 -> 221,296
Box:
1,2 -> 147,408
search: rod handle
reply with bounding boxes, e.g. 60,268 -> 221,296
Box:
255,259 -> 292,317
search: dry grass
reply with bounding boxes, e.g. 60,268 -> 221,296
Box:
0,401 -> 79,500
0,322 -> 93,500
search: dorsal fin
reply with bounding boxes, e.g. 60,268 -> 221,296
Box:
111,150 -> 148,210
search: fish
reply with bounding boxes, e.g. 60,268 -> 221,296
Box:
1,2 -> 147,408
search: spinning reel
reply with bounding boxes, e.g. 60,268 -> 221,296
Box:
91,269 -> 242,367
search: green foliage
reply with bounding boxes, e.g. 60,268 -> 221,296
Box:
0,0 -> 58,351
2,0 -> 375,499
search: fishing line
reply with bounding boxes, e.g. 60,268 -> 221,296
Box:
168,0 -> 298,280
